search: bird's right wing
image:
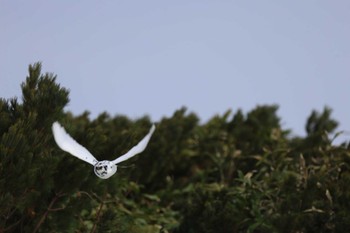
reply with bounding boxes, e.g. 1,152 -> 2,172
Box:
52,122 -> 98,166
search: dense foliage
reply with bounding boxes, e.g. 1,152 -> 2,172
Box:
1,63 -> 349,232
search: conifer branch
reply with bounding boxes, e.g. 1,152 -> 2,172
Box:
32,192 -> 66,233
3,218 -> 23,232
90,201 -> 104,233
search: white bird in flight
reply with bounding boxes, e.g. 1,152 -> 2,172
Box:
52,121 -> 155,179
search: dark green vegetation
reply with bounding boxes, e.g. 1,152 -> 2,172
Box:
1,63 -> 350,233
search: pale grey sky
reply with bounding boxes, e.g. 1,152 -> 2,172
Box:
1,1 -> 349,141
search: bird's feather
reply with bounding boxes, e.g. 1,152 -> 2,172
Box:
112,124 -> 155,165
52,122 -> 98,166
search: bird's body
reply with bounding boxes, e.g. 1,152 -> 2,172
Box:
52,122 -> 155,179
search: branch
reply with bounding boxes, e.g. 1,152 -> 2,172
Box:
32,192 -> 66,233
78,191 -> 95,201
3,218 -> 23,232
90,201 -> 104,233
47,207 -> 65,212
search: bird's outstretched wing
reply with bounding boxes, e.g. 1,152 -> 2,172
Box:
112,124 -> 155,165
52,122 -> 98,166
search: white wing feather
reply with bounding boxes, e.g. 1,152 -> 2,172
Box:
52,122 -> 98,166
112,124 -> 155,165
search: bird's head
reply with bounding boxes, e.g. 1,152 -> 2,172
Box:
94,160 -> 117,179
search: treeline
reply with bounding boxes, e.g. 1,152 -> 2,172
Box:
1,63 -> 350,232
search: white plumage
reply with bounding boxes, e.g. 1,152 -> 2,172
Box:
52,121 -> 155,179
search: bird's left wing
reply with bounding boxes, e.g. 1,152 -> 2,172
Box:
52,122 -> 98,166
112,124 -> 155,165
